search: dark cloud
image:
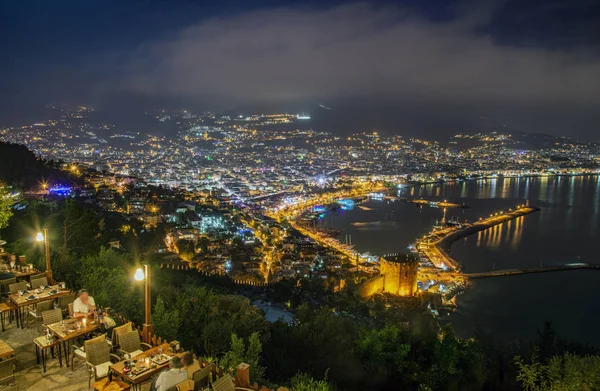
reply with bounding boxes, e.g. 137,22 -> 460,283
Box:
112,2 -> 600,107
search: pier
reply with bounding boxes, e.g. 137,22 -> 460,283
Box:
466,263 -> 600,279
420,205 -> 540,270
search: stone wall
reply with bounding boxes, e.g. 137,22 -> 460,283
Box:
358,275 -> 384,298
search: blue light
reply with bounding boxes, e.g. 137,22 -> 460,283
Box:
49,186 -> 72,196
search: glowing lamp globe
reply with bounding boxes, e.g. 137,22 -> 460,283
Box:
36,232 -> 45,242
134,268 -> 145,281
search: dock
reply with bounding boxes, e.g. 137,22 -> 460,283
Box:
422,206 -> 540,270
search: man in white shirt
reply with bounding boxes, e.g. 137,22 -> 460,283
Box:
154,357 -> 188,391
73,289 -> 96,318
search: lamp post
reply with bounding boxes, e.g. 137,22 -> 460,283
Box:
134,265 -> 152,343
36,228 -> 52,281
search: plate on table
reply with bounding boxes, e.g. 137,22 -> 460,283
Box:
49,290 -> 59,295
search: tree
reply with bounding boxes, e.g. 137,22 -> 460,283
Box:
152,296 -> 182,342
176,239 -> 196,262
220,332 -> 265,381
60,200 -> 100,255
0,185 -> 14,235
355,325 -> 412,379
79,247 -> 143,323
515,351 -> 600,391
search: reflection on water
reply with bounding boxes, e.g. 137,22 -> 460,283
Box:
329,175 -> 600,346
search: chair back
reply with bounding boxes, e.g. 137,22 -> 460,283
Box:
58,293 -> 76,309
30,277 -> 48,288
0,278 -> 16,296
68,302 -> 74,318
187,360 -> 201,379
84,336 -> 110,366
0,357 -> 15,381
175,379 -> 195,391
192,366 -> 212,389
111,322 -> 133,346
30,273 -> 46,280
211,374 -> 235,391
9,282 -> 27,294
119,330 -> 141,353
42,308 -> 62,326
36,299 -> 55,314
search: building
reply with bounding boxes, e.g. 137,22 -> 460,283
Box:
379,253 -> 419,296
358,253 -> 419,297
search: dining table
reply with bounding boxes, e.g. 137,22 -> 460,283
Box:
0,339 -> 14,361
47,316 -> 101,367
9,285 -> 71,329
12,268 -> 38,282
110,343 -> 184,391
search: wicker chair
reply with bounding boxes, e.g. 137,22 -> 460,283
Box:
0,357 -> 15,386
58,293 -> 76,313
211,374 -> 254,391
30,277 -> 48,289
41,308 -> 63,328
110,321 -> 133,348
191,365 -> 212,389
0,277 -> 16,297
27,299 -> 55,329
8,282 -> 27,294
83,336 -> 120,387
117,330 -> 151,358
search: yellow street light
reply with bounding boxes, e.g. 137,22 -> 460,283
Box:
134,268 -> 145,281
133,265 -> 152,342
36,229 -> 52,281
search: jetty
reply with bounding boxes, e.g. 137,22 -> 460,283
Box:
421,205 -> 540,270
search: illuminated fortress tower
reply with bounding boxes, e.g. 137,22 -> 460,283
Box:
380,253 -> 419,296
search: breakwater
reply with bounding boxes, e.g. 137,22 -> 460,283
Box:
435,206 -> 540,271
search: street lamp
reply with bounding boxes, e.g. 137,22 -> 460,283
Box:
134,265 -> 152,343
36,228 -> 52,281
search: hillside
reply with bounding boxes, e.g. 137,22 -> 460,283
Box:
0,142 -> 77,189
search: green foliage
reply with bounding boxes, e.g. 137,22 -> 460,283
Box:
515,351 -> 600,391
176,239 -> 196,262
290,373 -> 332,391
152,296 -> 182,342
0,185 -> 14,233
355,325 -> 411,376
154,284 -> 265,358
220,332 -> 265,380
79,247 -> 143,323
60,199 -> 100,255
420,327 -> 486,391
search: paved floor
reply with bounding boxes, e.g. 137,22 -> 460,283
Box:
0,316 -> 150,390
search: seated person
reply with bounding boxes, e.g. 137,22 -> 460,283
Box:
73,289 -> 96,318
0,264 -> 14,280
181,352 -> 200,379
8,255 -> 18,270
154,356 -> 188,391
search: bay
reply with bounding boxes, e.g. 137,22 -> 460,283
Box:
321,175 -> 600,346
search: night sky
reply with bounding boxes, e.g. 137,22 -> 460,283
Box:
1,0 -> 599,140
